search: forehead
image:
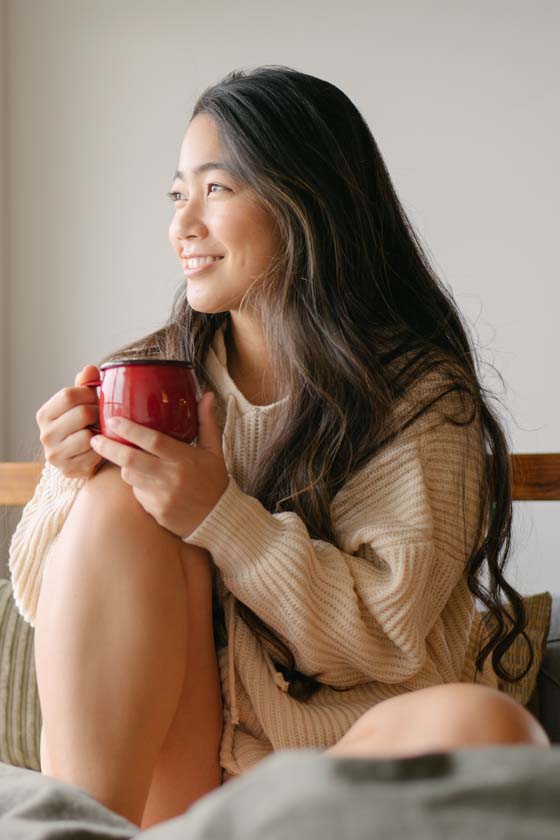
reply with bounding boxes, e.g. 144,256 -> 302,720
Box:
174,113 -> 241,184
179,113 -> 223,162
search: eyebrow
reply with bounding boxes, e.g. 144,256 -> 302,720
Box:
172,162 -> 235,181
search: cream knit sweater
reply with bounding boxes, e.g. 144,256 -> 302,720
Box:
8,321 -> 497,777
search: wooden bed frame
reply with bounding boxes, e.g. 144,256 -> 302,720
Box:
1,454 -> 560,506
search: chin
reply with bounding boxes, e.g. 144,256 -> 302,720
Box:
186,298 -> 227,316
186,289 -> 238,314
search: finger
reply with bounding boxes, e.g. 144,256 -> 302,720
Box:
89,433 -> 159,474
56,426 -> 102,460
38,385 -> 99,425
117,464 -> 158,493
195,391 -> 222,454
41,403 -> 99,449
74,365 -> 100,387
102,417 -> 184,460
48,447 -> 105,479
90,458 -> 110,477
69,450 -> 106,477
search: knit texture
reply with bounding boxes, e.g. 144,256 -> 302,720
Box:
8,321 -> 497,778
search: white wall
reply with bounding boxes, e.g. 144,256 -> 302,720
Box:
0,0 -> 6,459
0,0 -> 18,569
2,0 -> 559,592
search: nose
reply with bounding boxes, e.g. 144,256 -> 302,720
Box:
171,200 -> 208,240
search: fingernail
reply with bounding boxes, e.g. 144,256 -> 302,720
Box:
108,417 -> 121,430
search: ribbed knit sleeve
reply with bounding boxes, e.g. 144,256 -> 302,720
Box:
8,462 -> 85,628
184,406 -> 485,689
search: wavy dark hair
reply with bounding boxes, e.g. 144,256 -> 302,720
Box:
99,65 -> 532,700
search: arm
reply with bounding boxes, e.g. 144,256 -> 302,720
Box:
8,462 -> 86,627
184,402 -> 486,688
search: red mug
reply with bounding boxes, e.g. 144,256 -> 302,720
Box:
83,359 -> 198,448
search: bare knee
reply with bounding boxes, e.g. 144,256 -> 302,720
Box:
78,464 -> 215,647
59,459 -> 185,562
446,683 -> 551,748
81,463 -> 213,570
407,683 -> 550,748
36,458 -> 191,637
328,683 -> 550,758
79,461 -> 149,526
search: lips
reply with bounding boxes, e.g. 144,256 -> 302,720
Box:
182,254 -> 223,265
181,250 -> 223,257
182,255 -> 225,277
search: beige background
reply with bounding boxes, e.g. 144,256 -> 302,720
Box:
1,0 -> 559,592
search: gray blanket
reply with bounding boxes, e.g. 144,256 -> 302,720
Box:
1,746 -> 559,839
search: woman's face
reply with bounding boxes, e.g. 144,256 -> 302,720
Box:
168,113 -> 281,315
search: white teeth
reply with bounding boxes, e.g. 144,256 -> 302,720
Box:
185,255 -> 222,269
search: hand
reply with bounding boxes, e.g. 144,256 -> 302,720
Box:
36,365 -> 106,479
89,391 -> 229,538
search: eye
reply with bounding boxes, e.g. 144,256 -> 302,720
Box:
165,183 -> 230,203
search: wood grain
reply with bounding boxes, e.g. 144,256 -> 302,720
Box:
0,462 -> 45,505
511,453 -> 560,501
1,454 -> 560,505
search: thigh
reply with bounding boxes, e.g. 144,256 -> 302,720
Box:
36,462 -> 201,772
139,541 -> 224,826
169,541 -> 224,755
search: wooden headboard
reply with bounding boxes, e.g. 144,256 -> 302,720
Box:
1,454 -> 560,506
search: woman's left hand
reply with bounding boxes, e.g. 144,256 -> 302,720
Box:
89,391 -> 229,539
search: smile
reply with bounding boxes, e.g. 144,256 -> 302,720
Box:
183,256 -> 224,276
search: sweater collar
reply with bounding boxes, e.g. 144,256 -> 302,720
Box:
206,320 -> 289,415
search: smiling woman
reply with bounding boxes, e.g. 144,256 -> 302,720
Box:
162,111 -> 283,402
8,64 -> 548,830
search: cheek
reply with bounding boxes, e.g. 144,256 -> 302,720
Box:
227,210 -> 279,261
212,209 -> 237,242
252,209 -> 281,253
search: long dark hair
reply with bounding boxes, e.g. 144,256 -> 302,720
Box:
100,65 -> 532,699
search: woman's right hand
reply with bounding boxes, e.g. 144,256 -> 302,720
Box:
36,364 -> 106,479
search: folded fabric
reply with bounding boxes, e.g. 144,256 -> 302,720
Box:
1,745 -> 560,840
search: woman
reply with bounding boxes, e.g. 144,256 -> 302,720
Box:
8,65 -> 549,830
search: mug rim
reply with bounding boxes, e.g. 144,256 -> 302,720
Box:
100,359 -> 194,370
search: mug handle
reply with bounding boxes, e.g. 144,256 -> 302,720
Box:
82,378 -> 102,434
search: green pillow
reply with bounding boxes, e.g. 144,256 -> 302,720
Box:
0,579 -> 41,770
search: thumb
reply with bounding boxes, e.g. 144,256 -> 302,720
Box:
75,365 -> 100,387
195,391 -> 222,453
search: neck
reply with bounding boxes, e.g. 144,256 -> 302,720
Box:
224,314 -> 277,405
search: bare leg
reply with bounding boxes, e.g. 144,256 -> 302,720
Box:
326,683 -> 550,759
34,463 -> 223,827
139,546 -> 223,828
